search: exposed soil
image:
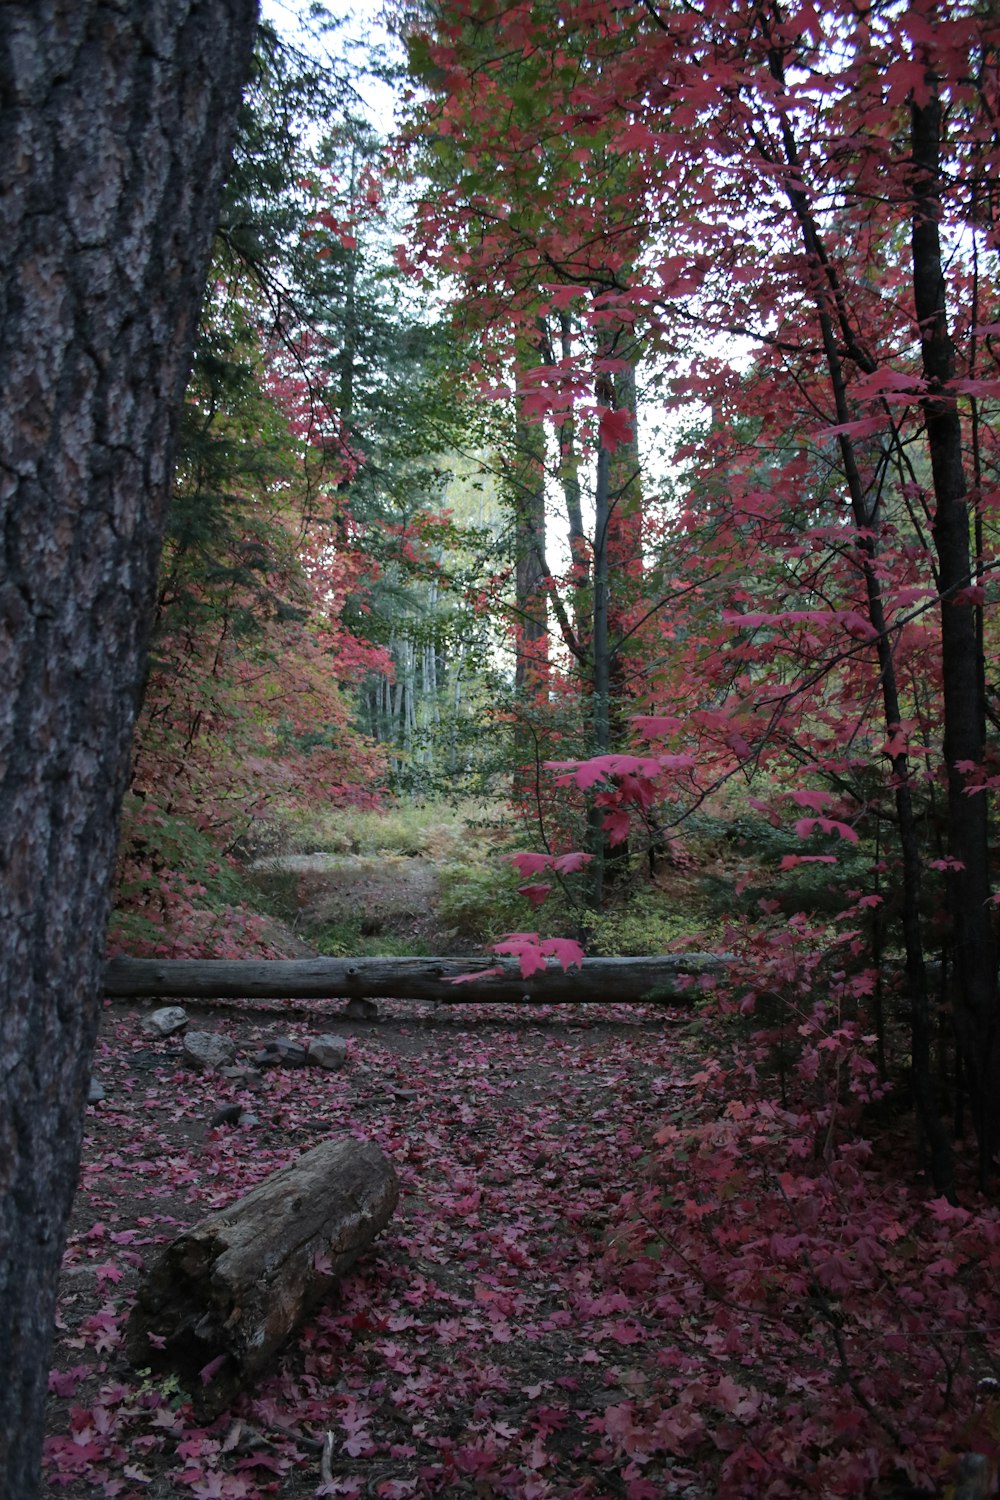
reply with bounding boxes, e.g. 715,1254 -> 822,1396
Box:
248,853 -> 450,953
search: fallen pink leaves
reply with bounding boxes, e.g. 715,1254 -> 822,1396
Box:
43,1002 -> 1000,1499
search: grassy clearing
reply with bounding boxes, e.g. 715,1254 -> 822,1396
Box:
114,788 -> 870,963
268,797 -> 513,862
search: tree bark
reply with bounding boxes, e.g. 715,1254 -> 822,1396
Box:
0,4 -> 257,1493
104,953 -> 728,1003
511,385 -> 549,698
126,1137 -> 398,1416
911,78 -> 999,1184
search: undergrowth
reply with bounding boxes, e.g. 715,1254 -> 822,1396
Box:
108,793 -> 284,959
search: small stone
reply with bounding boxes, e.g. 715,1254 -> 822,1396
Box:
87,1079 -> 106,1104
220,1064 -> 261,1085
209,1103 -> 243,1127
253,1036 -> 308,1068
183,1031 -> 237,1072
141,1006 -> 188,1037
307,1035 -> 348,1070
344,998 -> 378,1021
239,1113 -> 260,1129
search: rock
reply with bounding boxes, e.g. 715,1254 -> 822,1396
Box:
239,1113 -> 260,1129
142,1006 -> 188,1037
183,1031 -> 238,1072
87,1079 -> 106,1104
343,998 -> 378,1021
209,1103 -> 243,1128
254,1036 -> 308,1068
219,1064 -> 261,1085
307,1035 -> 348,1070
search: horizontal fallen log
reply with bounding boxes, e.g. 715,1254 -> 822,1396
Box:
126,1136 -> 398,1416
104,953 -> 730,1004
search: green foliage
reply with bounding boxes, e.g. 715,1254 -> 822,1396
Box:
270,798 -> 505,860
115,795 -> 251,909
436,861 -> 535,943
582,896 -> 698,957
306,920 -> 433,959
109,796 -> 278,960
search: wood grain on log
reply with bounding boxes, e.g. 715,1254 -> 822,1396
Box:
104,954 -> 728,1004
126,1137 -> 398,1415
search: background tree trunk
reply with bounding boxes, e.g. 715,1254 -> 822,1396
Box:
0,4 -> 257,1493
512,390 -> 549,698
911,81 -> 999,1184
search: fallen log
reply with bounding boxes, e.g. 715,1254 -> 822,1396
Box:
105,953 -> 728,1004
126,1136 -> 398,1416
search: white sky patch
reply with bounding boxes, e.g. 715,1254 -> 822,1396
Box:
260,0 -> 401,130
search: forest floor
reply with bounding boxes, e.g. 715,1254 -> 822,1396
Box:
44,814 -> 998,1499
44,993 -> 718,1500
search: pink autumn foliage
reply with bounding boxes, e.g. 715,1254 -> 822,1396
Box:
491,933 -> 585,978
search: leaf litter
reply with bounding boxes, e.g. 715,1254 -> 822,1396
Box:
43,998 -> 1000,1499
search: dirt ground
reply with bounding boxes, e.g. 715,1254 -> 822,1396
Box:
247,854 -> 449,953
44,993 -> 710,1500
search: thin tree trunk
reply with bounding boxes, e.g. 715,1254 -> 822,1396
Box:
512,391 -> 549,697
510,372 -> 549,803
606,352 -> 643,883
0,5 -> 257,1493
763,21 -> 954,1195
911,77 -> 998,1184
588,441 -> 612,908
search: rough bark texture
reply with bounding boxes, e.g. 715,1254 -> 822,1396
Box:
0,4 -> 257,1492
104,953 -> 728,1003
126,1138 -> 399,1416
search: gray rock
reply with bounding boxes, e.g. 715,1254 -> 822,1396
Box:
183,1031 -> 237,1072
87,1079 -> 106,1104
307,1035 -> 348,1070
254,1036 -> 308,1068
209,1103 -> 243,1128
219,1064 -> 261,1086
142,1006 -> 188,1037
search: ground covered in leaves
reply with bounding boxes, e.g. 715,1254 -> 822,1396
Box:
43,998 -> 1000,1500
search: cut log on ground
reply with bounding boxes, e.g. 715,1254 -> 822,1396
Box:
105,953 -> 729,1004
126,1136 -> 398,1416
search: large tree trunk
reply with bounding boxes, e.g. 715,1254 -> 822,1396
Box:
0,5 -> 257,1493
126,1137 -> 398,1417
